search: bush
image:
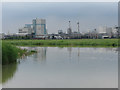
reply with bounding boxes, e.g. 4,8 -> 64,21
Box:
2,43 -> 22,65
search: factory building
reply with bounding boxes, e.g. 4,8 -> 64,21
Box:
97,26 -> 112,34
18,18 -> 47,38
19,26 -> 32,35
96,26 -> 115,38
34,18 -> 47,36
58,30 -> 63,34
0,33 -> 5,39
67,21 -> 72,35
32,18 -> 47,35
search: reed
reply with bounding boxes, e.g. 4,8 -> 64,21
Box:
3,39 -> 119,47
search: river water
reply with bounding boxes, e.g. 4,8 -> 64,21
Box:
2,47 -> 118,88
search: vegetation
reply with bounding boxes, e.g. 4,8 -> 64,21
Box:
2,43 -> 25,65
2,42 -> 37,65
1,39 -> 118,65
2,63 -> 17,84
3,39 -> 119,47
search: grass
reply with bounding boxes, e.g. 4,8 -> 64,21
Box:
1,39 -> 119,65
2,42 -> 26,65
3,39 -> 119,47
2,42 -> 37,65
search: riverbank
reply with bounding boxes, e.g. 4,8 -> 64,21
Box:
3,39 -> 119,47
2,42 -> 37,65
1,39 -> 118,64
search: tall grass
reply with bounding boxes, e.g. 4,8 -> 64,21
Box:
2,42 -> 37,65
2,42 -> 25,65
3,39 -> 119,47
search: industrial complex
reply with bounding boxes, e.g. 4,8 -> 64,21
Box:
19,18 -> 47,38
0,18 -> 119,39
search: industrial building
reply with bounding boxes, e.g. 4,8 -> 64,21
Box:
33,18 -> 47,37
19,26 -> 32,35
67,21 -> 72,35
3,19 -> 115,40
97,26 -> 115,38
0,33 -> 5,39
18,18 -> 47,38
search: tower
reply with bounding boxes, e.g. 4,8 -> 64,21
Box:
69,21 -> 71,28
77,22 -> 80,33
67,21 -> 72,34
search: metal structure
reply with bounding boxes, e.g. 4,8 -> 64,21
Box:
69,21 -> 71,28
67,21 -> 72,35
77,22 -> 80,33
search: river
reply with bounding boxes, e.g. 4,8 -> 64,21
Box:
2,47 -> 118,88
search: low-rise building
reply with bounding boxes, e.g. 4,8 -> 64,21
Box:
0,33 -> 5,39
19,26 -> 33,35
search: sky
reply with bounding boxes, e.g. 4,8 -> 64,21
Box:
2,2 -> 118,34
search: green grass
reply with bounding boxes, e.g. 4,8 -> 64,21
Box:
2,42 -> 37,65
3,39 -> 119,47
2,42 -> 26,65
1,39 -> 119,65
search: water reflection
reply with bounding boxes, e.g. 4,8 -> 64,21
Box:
33,47 -> 47,63
92,47 -> 118,53
67,47 -> 72,61
19,47 -> 47,64
0,65 -> 2,84
2,63 -> 18,84
2,47 -> 118,88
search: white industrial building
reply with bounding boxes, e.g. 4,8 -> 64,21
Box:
97,26 -> 113,38
33,18 -> 47,38
18,18 -> 47,38
19,27 -> 32,35
0,33 -> 5,39
97,26 -> 113,34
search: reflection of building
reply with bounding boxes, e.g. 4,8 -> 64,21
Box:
93,48 -> 117,53
34,47 -> 47,63
67,47 -> 72,58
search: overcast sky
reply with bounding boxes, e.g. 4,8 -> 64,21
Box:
2,2 -> 118,34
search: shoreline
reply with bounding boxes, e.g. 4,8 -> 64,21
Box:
2,43 -> 37,65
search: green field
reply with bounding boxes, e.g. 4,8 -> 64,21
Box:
3,39 -> 119,47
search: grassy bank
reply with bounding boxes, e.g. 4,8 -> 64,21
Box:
2,42 -> 36,65
2,43 -> 26,65
3,39 -> 119,47
1,39 -> 118,64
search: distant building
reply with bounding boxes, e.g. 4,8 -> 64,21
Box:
97,26 -> 114,38
67,28 -> 72,35
19,26 -> 32,35
0,33 -> 5,39
33,18 -> 47,37
58,30 -> 63,34
67,21 -> 72,35
18,18 -> 47,38
97,26 -> 107,34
